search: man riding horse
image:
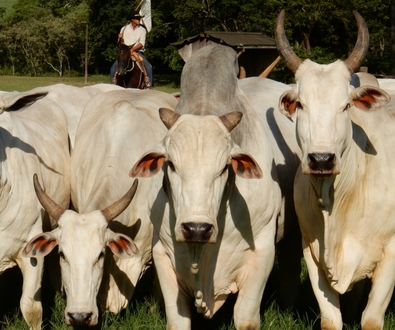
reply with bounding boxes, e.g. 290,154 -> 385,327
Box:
110,11 -> 153,88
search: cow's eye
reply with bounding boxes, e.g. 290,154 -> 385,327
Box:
343,103 -> 351,111
168,161 -> 175,171
296,102 -> 303,110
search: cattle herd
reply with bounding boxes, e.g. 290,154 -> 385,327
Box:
0,10 -> 395,330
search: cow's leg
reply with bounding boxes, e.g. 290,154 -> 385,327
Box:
153,241 -> 191,330
303,245 -> 342,330
360,239 -> 395,330
233,229 -> 276,330
17,255 -> 44,330
105,257 -> 143,313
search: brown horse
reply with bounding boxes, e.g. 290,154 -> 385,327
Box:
114,43 -> 146,89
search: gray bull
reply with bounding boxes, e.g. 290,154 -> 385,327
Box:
131,44 -> 301,330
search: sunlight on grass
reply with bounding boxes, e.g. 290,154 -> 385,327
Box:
0,75 -> 180,94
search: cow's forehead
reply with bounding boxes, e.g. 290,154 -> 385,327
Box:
57,210 -> 107,244
168,115 -> 230,146
296,60 -> 351,105
165,115 -> 232,169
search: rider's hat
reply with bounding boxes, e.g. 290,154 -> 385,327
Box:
129,11 -> 144,20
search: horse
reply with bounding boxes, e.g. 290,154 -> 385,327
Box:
114,42 -> 147,89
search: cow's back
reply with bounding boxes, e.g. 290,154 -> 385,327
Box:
0,97 -> 70,262
70,88 -> 177,312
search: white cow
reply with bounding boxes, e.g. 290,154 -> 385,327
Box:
130,44 -> 300,329
238,76 -> 302,306
0,90 -> 70,329
23,175 -> 140,327
276,10 -> 395,330
24,83 -> 123,150
23,88 -> 178,326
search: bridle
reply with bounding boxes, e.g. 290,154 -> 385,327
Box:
115,52 -> 144,88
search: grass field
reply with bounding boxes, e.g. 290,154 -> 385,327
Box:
3,259 -> 395,330
0,74 -> 180,94
0,0 -> 17,16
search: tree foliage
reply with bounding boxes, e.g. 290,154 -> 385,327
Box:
0,0 -> 88,76
0,0 -> 392,77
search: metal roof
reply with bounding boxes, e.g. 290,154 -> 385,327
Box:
171,31 -> 276,49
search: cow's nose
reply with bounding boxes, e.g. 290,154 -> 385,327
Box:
308,153 -> 336,174
182,222 -> 214,243
67,312 -> 93,326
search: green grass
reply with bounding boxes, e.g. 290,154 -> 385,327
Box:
0,0 -> 17,16
0,74 -> 180,94
3,261 -> 393,330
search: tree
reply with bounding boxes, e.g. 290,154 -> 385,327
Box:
0,0 -> 88,76
391,0 -> 395,74
0,0 -> 392,76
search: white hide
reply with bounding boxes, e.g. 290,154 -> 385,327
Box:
23,201 -> 139,327
64,89 -> 178,323
0,91 -> 70,329
131,45 -> 297,330
377,78 -> 395,112
25,83 -> 123,150
279,58 -> 395,330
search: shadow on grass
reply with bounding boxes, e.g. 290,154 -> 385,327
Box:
2,258 -> 395,330
154,72 -> 180,89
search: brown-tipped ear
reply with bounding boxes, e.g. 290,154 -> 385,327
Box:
23,232 -> 58,258
279,90 -> 298,119
159,108 -> 180,129
219,111 -> 243,132
107,233 -> 139,258
33,173 -> 65,222
101,179 -> 138,222
351,86 -> 390,111
231,153 -> 263,179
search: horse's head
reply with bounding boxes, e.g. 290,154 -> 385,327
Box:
114,42 -> 145,89
115,43 -> 133,76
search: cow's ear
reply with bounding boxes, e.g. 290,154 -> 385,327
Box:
107,233 -> 139,258
351,86 -> 390,111
279,90 -> 298,119
231,152 -> 262,179
22,232 -> 58,258
130,151 -> 166,178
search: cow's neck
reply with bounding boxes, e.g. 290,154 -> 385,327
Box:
310,176 -> 335,210
313,144 -> 363,292
187,243 -> 203,275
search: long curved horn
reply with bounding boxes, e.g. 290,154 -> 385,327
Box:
343,11 -> 369,73
219,111 -> 243,132
275,10 -> 303,73
101,179 -> 138,222
33,173 -> 65,222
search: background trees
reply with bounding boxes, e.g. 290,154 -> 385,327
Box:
0,0 -> 393,78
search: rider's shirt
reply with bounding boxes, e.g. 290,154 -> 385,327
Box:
120,24 -> 146,52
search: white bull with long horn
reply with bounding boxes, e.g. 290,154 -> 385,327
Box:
276,9 -> 395,330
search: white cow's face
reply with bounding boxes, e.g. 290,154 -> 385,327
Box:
163,114 -> 234,243
280,60 -> 353,176
279,59 -> 390,177
52,212 -> 107,326
23,212 -> 139,327
275,10 -> 390,179
131,110 -> 262,244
